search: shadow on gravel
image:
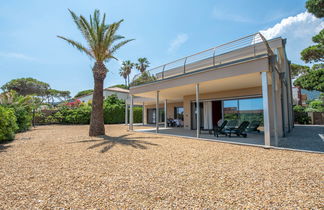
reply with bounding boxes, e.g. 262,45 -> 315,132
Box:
0,144 -> 12,153
71,134 -> 159,153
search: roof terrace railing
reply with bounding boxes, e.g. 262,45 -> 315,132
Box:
131,33 -> 274,87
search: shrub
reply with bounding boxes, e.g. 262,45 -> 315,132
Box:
293,105 -> 311,124
12,105 -> 32,132
58,105 -> 91,124
133,106 -> 143,123
305,99 -> 324,112
104,104 -> 125,124
0,106 -> 18,141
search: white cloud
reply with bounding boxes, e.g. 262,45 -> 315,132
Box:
260,12 -> 324,63
260,12 -> 323,39
168,33 -> 189,53
0,52 -> 36,61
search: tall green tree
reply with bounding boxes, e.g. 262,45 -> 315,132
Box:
135,57 -> 150,74
293,65 -> 324,92
120,60 -> 134,87
290,63 -> 310,79
58,9 -> 133,136
1,78 -> 49,96
74,89 -> 93,98
306,0 -> 324,18
301,29 -> 324,63
301,0 -> 324,63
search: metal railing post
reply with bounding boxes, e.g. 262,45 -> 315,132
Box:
213,47 -> 216,66
184,57 -> 188,73
162,65 -> 166,79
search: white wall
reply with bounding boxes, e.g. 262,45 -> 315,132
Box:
77,90 -> 128,103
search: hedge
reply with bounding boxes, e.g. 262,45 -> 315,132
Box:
38,95 -> 144,125
0,106 -> 18,141
12,105 -> 32,132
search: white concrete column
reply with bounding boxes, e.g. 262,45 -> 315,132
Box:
261,72 -> 270,146
156,91 -> 159,133
271,68 -> 279,146
142,102 -> 145,126
125,101 -> 128,125
129,95 -> 133,131
196,84 -> 200,138
164,99 -> 167,128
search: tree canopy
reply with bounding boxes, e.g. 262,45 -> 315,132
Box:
74,89 -> 93,98
290,63 -> 310,79
1,78 -> 50,96
306,0 -> 324,18
293,65 -> 324,92
301,29 -> 324,63
300,1 -> 324,63
135,57 -> 150,74
109,84 -> 128,89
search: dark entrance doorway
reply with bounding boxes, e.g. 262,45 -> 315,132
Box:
212,101 -> 222,126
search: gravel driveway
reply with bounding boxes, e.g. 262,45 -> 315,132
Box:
0,125 -> 322,208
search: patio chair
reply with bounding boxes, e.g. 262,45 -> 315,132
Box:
225,121 -> 250,138
225,120 -> 238,130
214,120 -> 228,137
167,118 -> 176,127
246,120 -> 261,133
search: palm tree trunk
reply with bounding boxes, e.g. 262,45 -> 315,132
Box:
125,78 -> 127,87
89,61 -> 107,136
127,76 -> 130,87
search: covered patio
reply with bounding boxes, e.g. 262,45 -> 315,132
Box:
135,126 -> 265,146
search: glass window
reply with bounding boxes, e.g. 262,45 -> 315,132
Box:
174,107 -> 184,120
147,108 -> 164,124
238,98 -> 263,124
223,97 -> 263,125
223,99 -> 239,121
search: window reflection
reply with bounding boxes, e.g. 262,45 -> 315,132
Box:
223,97 -> 263,125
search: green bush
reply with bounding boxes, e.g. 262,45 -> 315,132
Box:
58,105 -> 91,124
104,104 -> 125,124
37,95 -> 143,125
12,105 -> 32,132
293,105 -> 311,124
133,106 -> 143,123
0,106 -> 18,141
305,99 -> 324,112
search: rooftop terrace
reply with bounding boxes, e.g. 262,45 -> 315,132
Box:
131,33 -> 275,87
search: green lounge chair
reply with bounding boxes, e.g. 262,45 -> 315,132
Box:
246,120 -> 261,133
214,120 -> 228,137
225,121 -> 250,137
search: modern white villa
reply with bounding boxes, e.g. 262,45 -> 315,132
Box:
76,87 -> 130,103
127,33 -> 294,147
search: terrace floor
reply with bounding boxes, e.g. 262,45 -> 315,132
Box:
0,124 -> 323,208
135,124 -> 324,153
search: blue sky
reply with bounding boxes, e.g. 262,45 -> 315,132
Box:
0,0 -> 322,97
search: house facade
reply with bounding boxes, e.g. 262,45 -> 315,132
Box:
128,33 -> 294,147
76,87 -> 129,103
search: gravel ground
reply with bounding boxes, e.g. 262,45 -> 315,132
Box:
0,125 -> 323,209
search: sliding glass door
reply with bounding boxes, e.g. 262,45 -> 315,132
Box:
147,108 -> 165,124
190,97 -> 263,129
223,97 -> 263,124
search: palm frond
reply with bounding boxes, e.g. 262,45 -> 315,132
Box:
57,36 -> 93,58
110,39 -> 134,55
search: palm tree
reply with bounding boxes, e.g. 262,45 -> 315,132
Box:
135,57 -> 150,74
121,60 -> 134,87
119,66 -> 128,87
58,9 -> 133,136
